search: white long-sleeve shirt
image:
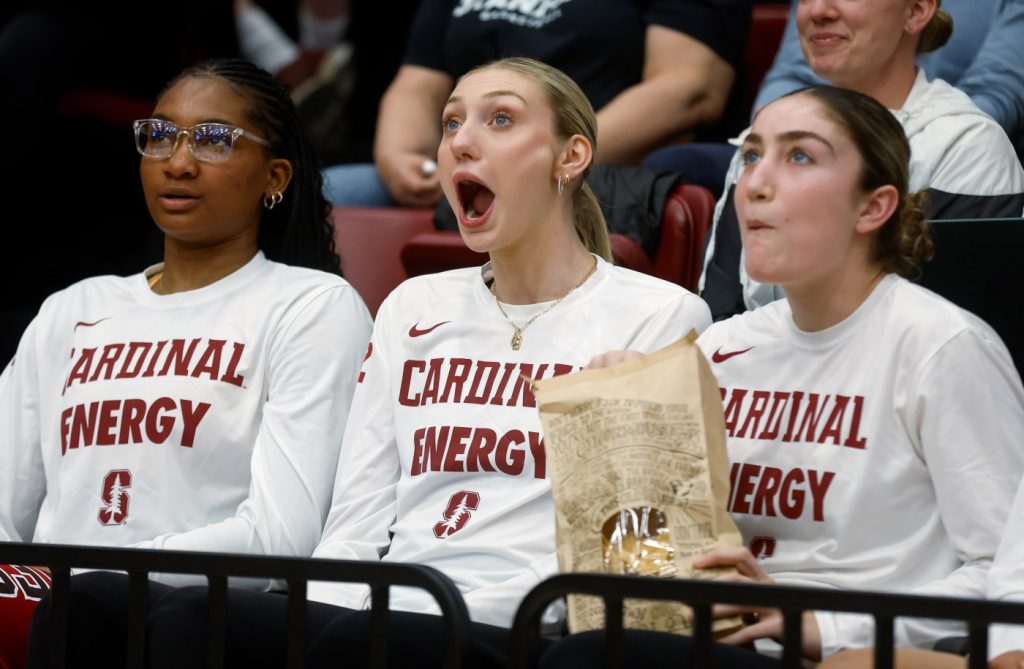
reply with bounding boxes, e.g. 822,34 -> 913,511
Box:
697,274 -> 1024,657
309,257 -> 712,627
0,253 -> 372,578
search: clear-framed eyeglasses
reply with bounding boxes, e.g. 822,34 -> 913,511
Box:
132,119 -> 271,163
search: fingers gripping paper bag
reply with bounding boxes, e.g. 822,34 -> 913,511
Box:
533,332 -> 743,635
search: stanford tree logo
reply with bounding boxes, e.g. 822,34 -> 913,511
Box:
433,491 -> 480,538
98,469 -> 132,526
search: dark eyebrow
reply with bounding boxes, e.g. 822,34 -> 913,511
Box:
445,90 -> 529,106
150,114 -> 238,126
742,130 -> 835,155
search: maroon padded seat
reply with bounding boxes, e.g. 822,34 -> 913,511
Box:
331,206 -> 435,316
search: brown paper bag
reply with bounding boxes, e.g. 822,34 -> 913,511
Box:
533,331 -> 743,635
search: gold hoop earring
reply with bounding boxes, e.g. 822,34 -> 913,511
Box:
557,173 -> 570,196
263,191 -> 284,210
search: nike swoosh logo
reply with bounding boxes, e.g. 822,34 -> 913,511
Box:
74,318 -> 111,331
711,346 -> 754,363
409,321 -> 450,337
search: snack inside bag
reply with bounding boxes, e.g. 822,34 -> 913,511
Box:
533,332 -> 743,635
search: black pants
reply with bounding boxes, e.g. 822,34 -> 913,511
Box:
147,584 -> 513,669
539,629 -> 783,669
25,571 -> 176,669
27,571 -> 512,668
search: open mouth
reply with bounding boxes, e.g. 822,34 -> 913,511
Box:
456,179 -> 494,221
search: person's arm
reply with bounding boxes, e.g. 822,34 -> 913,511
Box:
131,285 -> 372,559
988,480 -> 1024,661
0,320 -> 45,543
814,327 -> 1024,657
597,24 -> 736,165
952,0 -> 1024,145
372,65 -> 453,207
308,296 -> 401,609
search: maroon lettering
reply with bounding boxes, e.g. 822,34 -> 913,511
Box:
723,388 -> 748,436
466,428 -> 497,473
781,391 -> 804,442
118,399 -> 147,444
796,393 -> 830,443
736,390 -> 770,439
751,466 -> 783,517
63,347 -> 96,394
779,468 -> 806,520
727,462 -> 835,523
70,402 -> 98,450
142,340 -> 168,377
95,400 -> 120,446
409,425 -> 543,479
817,395 -> 849,445
158,339 -> 200,377
440,358 -> 471,403
528,432 -> 546,479
731,463 -> 760,514
844,395 -> 867,449
464,361 -> 499,405
88,344 -> 125,382
490,363 -> 517,405
495,430 -> 526,475
422,425 -> 450,473
60,407 -> 73,455
399,360 -> 426,407
507,364 -> 536,408
757,391 -> 790,440
191,339 -> 225,381
145,397 -> 176,444
443,426 -> 472,472
421,358 -> 443,405
220,341 -> 246,386
411,427 -> 425,476
115,342 -> 152,379
179,400 -> 211,447
808,470 -> 835,521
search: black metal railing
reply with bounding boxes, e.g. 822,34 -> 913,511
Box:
0,542 -> 471,669
509,573 -> 1024,669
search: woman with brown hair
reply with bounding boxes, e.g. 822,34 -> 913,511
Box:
559,85 -> 1024,668
700,0 -> 1024,322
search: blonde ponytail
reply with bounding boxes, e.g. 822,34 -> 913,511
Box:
574,182 -> 612,261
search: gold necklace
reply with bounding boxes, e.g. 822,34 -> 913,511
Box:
490,257 -> 598,351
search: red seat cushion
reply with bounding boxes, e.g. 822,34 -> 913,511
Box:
0,565 -> 53,669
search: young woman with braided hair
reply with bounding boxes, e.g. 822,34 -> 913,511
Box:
0,57 -> 371,668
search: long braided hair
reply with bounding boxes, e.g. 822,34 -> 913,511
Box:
163,58 -> 341,275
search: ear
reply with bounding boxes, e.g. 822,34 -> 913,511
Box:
904,0 -> 937,36
855,184 -> 900,235
265,158 -> 294,198
554,134 -> 593,182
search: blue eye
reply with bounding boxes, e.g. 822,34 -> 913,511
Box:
442,117 -> 461,132
493,112 -> 511,126
741,149 -> 760,166
791,149 -> 811,164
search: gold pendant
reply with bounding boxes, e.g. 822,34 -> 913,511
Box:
511,328 -> 523,351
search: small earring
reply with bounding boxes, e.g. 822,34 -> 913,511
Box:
557,173 -> 570,196
263,191 -> 283,210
